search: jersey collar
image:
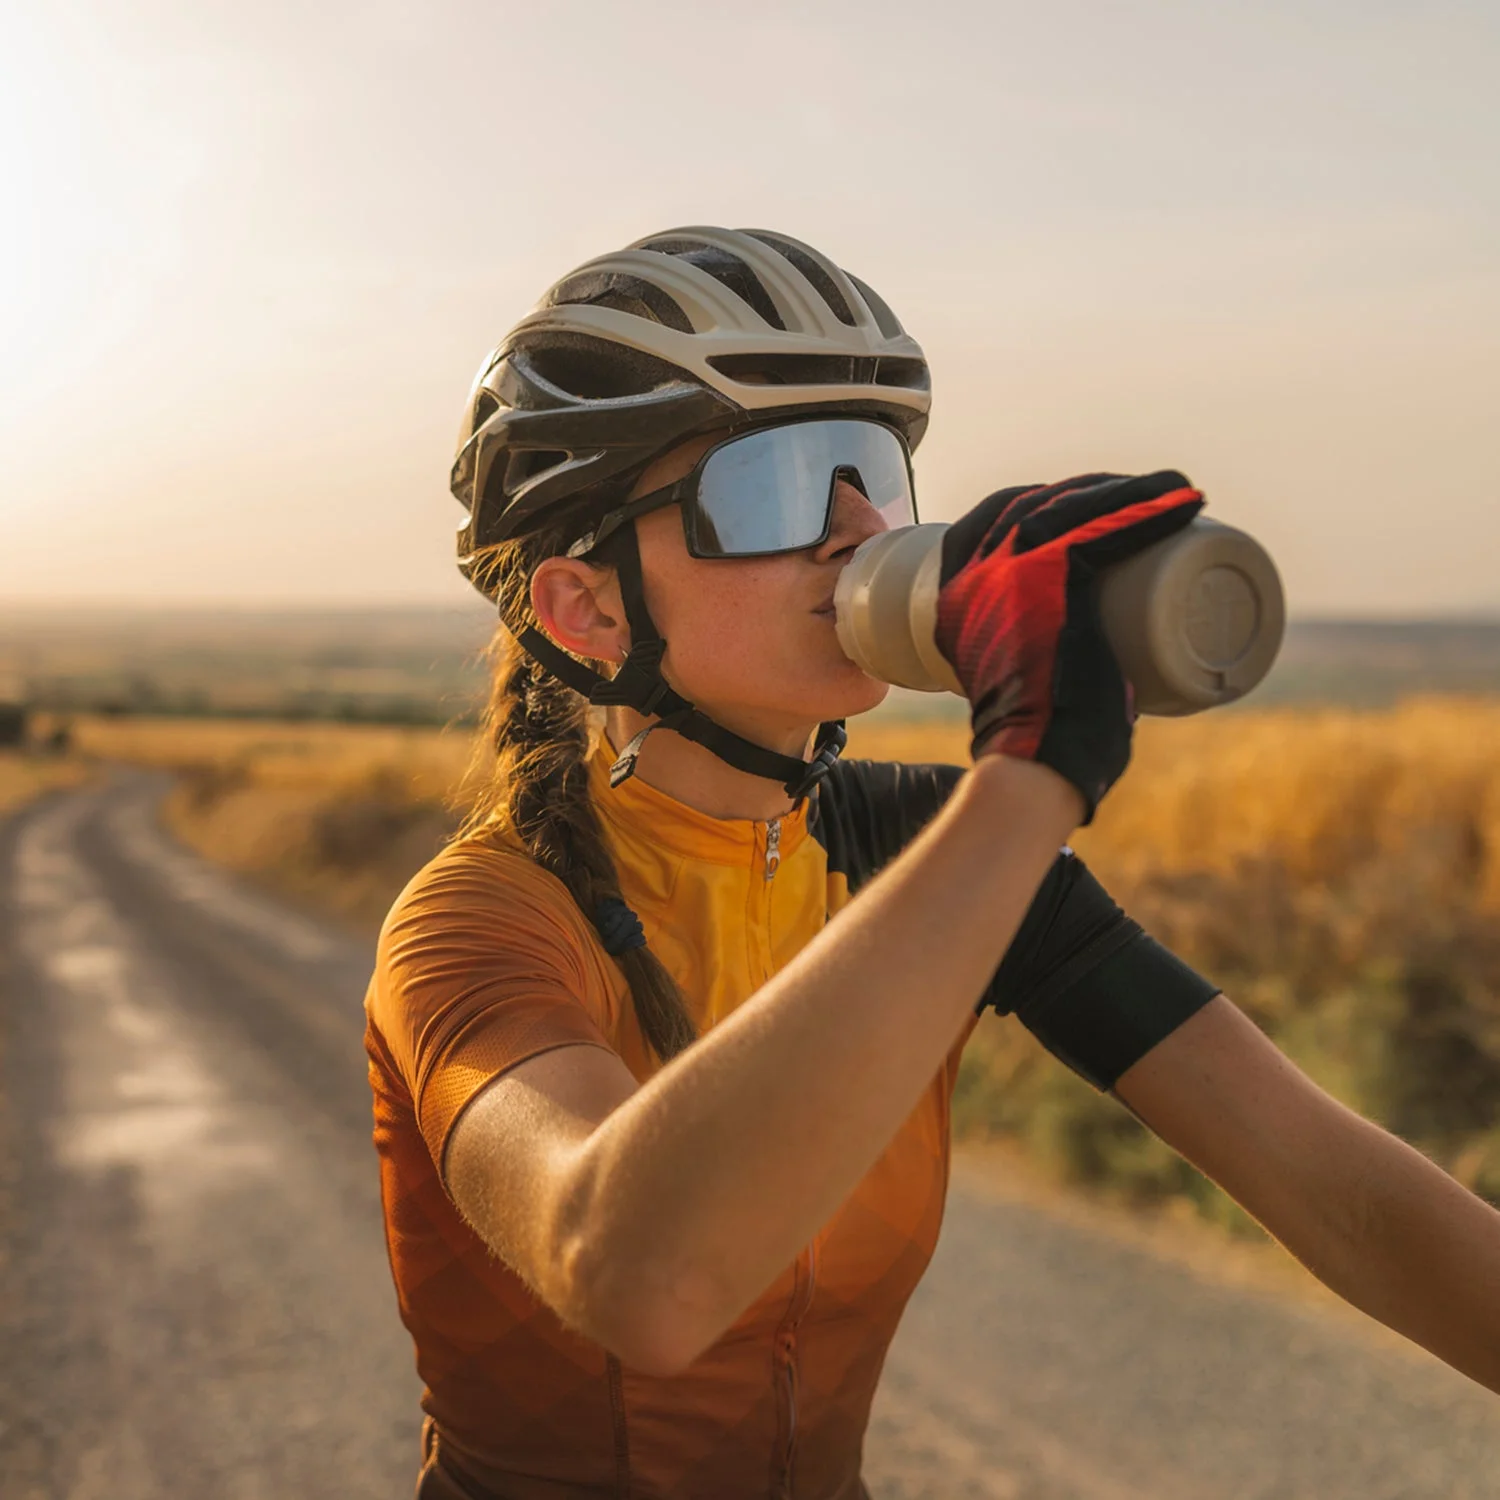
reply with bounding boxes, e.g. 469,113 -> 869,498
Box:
587,731 -> 810,868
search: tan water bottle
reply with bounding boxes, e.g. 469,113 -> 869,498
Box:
833,517 -> 1285,716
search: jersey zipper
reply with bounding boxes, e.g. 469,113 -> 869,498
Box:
771,1237 -> 818,1496
749,817 -> 780,989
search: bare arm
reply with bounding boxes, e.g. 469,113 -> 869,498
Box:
447,754 -> 1081,1374
1117,996 -> 1500,1394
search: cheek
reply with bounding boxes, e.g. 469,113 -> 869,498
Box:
654,563 -> 783,683
653,559 -> 886,716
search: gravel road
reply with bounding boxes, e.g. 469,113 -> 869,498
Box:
2,771 -> 1496,1499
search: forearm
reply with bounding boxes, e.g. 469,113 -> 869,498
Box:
1314,1114 -> 1500,1392
559,755 -> 1078,1365
1119,1000 -> 1500,1394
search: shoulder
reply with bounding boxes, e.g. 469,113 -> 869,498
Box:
384,830 -> 581,926
810,757 -> 966,894
367,830 -> 622,1101
375,832 -> 602,998
367,833 -> 625,1165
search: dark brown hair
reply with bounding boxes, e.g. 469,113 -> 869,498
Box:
452,518 -> 696,1063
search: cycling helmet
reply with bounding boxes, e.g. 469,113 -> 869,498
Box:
451,226 -> 931,801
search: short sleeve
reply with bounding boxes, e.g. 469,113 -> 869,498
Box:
366,839 -> 619,1171
810,758 -> 965,894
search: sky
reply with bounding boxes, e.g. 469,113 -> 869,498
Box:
1,0 -> 1497,617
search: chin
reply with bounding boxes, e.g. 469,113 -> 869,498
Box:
803,662 -> 890,722
843,682 -> 893,719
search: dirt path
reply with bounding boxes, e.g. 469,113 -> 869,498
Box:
2,772 -> 1496,1498
0,773 -> 422,1498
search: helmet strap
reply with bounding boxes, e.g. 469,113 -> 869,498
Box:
514,523 -> 845,803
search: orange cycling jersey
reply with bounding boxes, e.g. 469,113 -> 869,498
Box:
365,735 -> 1214,1498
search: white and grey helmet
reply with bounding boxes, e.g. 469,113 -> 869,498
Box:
452,226 -> 931,594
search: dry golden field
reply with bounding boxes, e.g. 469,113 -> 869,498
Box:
74,698 -> 1500,1223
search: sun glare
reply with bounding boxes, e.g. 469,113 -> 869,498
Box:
0,21 -> 90,410
0,12 -> 157,425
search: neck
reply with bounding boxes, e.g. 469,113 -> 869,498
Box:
604,704 -> 817,822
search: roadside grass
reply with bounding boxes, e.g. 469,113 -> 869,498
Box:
77,697 -> 1500,1227
72,716 -> 470,931
0,751 -> 91,817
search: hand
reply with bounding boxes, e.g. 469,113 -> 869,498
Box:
934,470 -> 1204,822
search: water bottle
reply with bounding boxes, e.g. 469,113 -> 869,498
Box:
832,517 -> 1285,716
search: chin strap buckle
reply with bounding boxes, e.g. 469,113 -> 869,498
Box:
609,725 -> 654,788
785,721 -> 848,802
609,705 -> 701,788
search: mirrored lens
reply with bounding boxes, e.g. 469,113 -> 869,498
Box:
691,420 -> 915,557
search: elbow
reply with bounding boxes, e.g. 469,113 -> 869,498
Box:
541,1149 -> 730,1376
555,1230 -> 722,1377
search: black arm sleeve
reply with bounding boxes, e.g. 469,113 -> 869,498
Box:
988,851 -> 1220,1089
811,758 -> 1221,1091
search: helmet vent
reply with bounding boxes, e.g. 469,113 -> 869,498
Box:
507,448 -> 570,483
471,390 -> 501,430
524,337 -> 695,401
873,357 -> 930,391
746,232 -> 857,327
846,273 -> 905,340
546,270 -> 694,334
637,238 -> 788,332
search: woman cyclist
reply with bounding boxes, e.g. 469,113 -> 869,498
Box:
365,227 -> 1500,1499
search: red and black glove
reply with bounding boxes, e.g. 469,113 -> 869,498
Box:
934,470 -> 1204,822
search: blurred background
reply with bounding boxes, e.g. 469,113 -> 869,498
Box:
4,2 -> 1500,1497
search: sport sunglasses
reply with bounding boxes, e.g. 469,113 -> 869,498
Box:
567,417 -> 918,561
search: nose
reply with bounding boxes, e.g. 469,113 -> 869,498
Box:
812,477 -> 890,563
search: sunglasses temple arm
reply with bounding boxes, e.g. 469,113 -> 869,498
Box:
570,483 -> 687,559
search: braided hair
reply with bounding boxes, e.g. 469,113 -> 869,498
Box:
452,519 -> 697,1063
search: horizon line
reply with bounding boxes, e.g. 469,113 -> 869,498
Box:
4,600 -> 1500,629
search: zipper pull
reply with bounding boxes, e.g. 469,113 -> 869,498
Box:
764,817 -> 781,881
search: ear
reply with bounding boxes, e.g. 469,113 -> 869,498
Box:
531,557 -> 629,664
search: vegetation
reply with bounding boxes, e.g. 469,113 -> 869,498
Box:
957,698 -> 1500,1227
75,697 -> 1500,1231
72,716 -> 469,930
0,749 -> 90,818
